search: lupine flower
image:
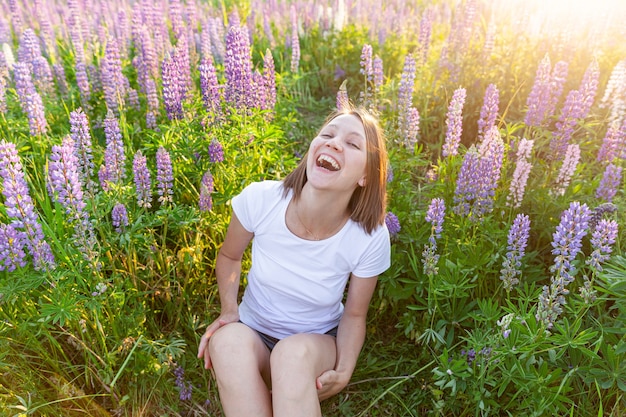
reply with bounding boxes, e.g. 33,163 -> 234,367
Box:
453,146 -> 480,217
0,140 -> 55,271
91,282 -> 107,297
579,60 -> 600,118
13,62 -> 48,136
334,64 -> 346,81
402,107 -> 420,148
48,136 -> 97,260
336,81 -> 349,111
98,165 -> 109,192
359,44 -> 373,107
146,78 -> 159,129
586,219 -> 618,271
497,313 -> 514,338
373,56 -> 383,93
262,49 -> 277,114
477,84 -> 499,141
553,144 -> 580,196
208,139 -> 224,163
589,203 -> 617,233
549,89 -> 584,160
156,147 -> 173,205
442,87 -> 467,157
417,10 -> 432,64
208,17 -> 226,64
17,28 -> 42,67
199,57 -> 221,115
224,25 -> 253,110
536,202 -> 591,330
579,275 -> 596,304
500,214 -> 531,292
199,169 -> 214,212
290,6 -> 300,73
0,223 -> 27,271
596,119 -> 625,163
74,62 -> 91,109
103,110 -> 126,185
425,198 -> 445,244
70,108 -> 95,193
599,58 -> 626,123
546,61 -> 569,120
162,53 -> 184,120
53,63 -> 69,98
596,163 -> 622,202
133,150 -> 152,208
423,198 -> 445,276
507,138 -> 534,208
397,54 -> 416,136
173,366 -> 193,402
111,203 -> 129,233
32,56 -> 55,96
525,55 -> 552,127
384,212 -> 401,238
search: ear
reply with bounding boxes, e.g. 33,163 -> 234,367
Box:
358,177 -> 366,187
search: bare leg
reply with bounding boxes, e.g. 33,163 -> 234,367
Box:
270,333 -> 337,417
209,323 -> 272,417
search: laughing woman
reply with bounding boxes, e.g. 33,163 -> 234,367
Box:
197,105 -> 391,417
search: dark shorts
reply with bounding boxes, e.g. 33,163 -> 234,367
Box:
241,321 -> 338,351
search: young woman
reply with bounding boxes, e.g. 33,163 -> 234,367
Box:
197,106 -> 391,417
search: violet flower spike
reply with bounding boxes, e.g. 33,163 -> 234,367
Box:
103,109 -> 126,185
442,87 -> 467,157
384,212 -> 401,238
111,203 -> 129,233
595,163 -> 622,202
133,150 -> 152,208
156,147 -> 174,205
586,219 -> 618,272
199,169 -> 214,212
0,223 -> 28,272
500,213 -> 531,292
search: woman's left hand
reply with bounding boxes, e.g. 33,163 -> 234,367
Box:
316,369 -> 350,401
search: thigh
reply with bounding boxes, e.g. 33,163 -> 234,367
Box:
270,333 -> 337,379
209,322 -> 272,385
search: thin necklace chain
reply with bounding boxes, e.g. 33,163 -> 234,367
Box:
295,203 -> 344,241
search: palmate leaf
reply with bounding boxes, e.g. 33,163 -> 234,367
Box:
38,291 -> 82,327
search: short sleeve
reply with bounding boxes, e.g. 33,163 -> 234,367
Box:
352,225 -> 391,278
231,181 -> 282,233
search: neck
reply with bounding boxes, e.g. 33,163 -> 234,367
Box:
290,186 -> 350,240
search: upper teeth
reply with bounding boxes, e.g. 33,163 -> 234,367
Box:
318,155 -> 340,170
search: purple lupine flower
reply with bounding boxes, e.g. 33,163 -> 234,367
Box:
146,78 -> 159,129
48,135 -> 96,259
162,53 -> 184,120
549,89 -> 584,160
0,223 -> 27,271
337,81 -> 349,111
32,56 -> 55,96
554,144 -> 580,196
334,64 -> 346,81
13,62 -> 48,136
586,219 -> 618,272
597,119 -> 625,163
17,28 -> 42,67
417,9 -> 432,65
224,25 -> 254,110
199,56 -> 221,115
589,203 -> 618,233
579,60 -> 599,117
290,6 -> 300,73
425,198 -> 445,244
133,150 -> 152,208
13,62 -> 33,111
387,164 -> 394,182
70,108 -> 95,193
75,62 -> 91,110
201,20 -> 213,59
0,54 -> 7,113
53,63 -> 69,98
156,146 -> 173,205
397,54 -> 416,135
453,146 -> 481,217
98,164 -> 109,192
507,138 -> 534,208
208,17 -> 226,64
525,54 -> 552,127
359,44 -> 373,106
384,211 -> 401,238
0,140 -> 55,271
402,107 -> 420,148
596,163 -> 622,202
173,366 -> 193,402
208,139 -> 224,163
477,84 -> 499,141
199,169 -> 214,212
111,203 -> 129,233
500,213 -> 531,292
547,61 -> 569,120
537,202 -> 592,330
103,110 -> 126,185
442,87 -> 467,157
422,198 -> 445,276
599,58 -> 626,122
262,49 -> 277,113
373,56 -> 383,92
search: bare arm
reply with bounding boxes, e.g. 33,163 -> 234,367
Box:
197,212 -> 254,368
316,273 -> 378,400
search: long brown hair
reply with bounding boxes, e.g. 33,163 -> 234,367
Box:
282,106 -> 388,234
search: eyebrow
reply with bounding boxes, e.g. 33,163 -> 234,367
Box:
325,124 -> 366,141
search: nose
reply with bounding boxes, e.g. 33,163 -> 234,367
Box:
325,136 -> 342,151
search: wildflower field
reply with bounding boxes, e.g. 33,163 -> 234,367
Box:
1,0 -> 626,415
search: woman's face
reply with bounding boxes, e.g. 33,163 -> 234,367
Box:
305,113 -> 368,193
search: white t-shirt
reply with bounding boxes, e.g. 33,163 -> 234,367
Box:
232,180 -> 391,339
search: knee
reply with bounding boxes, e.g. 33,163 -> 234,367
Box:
208,323 -> 251,364
270,334 -> 314,370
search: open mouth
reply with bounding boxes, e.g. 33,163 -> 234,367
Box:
316,154 -> 340,171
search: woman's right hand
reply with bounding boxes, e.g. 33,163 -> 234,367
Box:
197,312 -> 240,369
